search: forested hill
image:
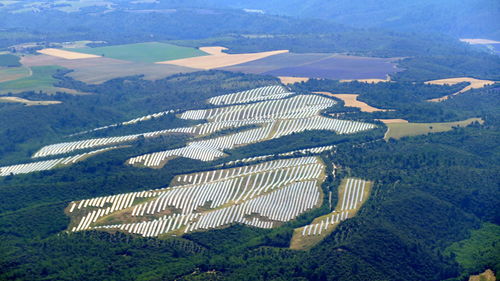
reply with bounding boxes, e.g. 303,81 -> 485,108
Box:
153,0 -> 500,39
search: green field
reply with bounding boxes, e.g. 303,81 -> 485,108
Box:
0,66 -> 31,82
68,42 -> 208,63
0,54 -> 21,67
0,65 -> 66,94
384,118 -> 483,140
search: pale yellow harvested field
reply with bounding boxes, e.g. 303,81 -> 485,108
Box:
278,76 -> 310,84
425,77 -> 495,102
313,92 -> 390,113
37,48 -> 101,60
376,119 -> 408,124
157,46 -> 289,69
199,46 -> 227,55
0,96 -> 61,106
460,38 -> 500,45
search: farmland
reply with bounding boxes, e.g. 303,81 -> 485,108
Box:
263,55 -> 401,80
38,48 -> 101,59
290,178 -> 372,250
425,77 -> 495,102
0,66 -> 30,82
219,52 -> 401,81
0,54 -> 21,67
67,156 -> 326,236
69,42 -> 208,63
158,46 -> 288,69
314,92 -> 391,112
0,65 -> 76,94
21,53 -> 197,84
384,118 -> 484,140
278,76 -> 310,84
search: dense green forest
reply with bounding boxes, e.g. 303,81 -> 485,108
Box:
1,69 -> 498,280
166,0 -> 500,39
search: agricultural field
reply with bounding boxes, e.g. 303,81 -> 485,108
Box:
0,54 -> 21,67
0,65 -> 79,94
218,52 -> 332,74
263,54 -> 401,80
425,77 -> 496,102
18,44 -> 403,85
69,42 -> 208,63
384,118 -> 483,140
0,66 -> 30,82
219,52 -> 401,81
38,48 -> 101,59
278,76 -> 310,85
21,53 -> 197,84
158,46 -> 288,69
290,178 -> 373,250
314,92 -> 391,112
66,156 -> 326,236
28,85 -> 375,168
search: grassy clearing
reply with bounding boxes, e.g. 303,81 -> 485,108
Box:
445,223 -> 500,279
69,42 -> 207,63
384,118 -> 483,140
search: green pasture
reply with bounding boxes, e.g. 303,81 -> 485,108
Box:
384,118 -> 483,140
68,42 -> 208,63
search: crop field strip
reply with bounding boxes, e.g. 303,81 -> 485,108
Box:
290,178 -> 372,250
0,146 -> 121,176
67,156 -> 325,236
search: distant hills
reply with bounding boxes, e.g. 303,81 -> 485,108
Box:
142,0 -> 500,39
